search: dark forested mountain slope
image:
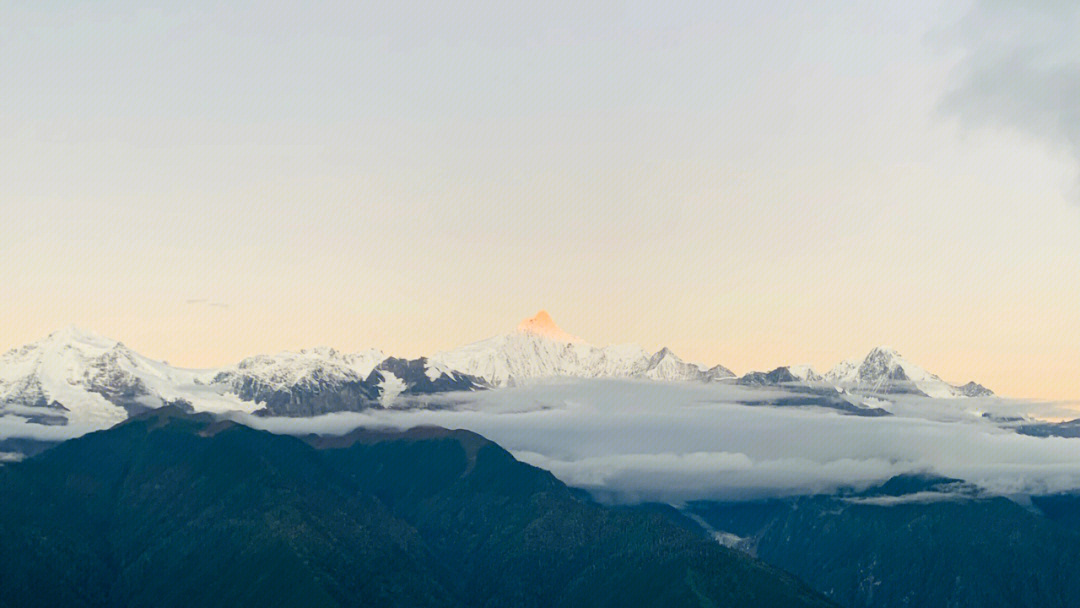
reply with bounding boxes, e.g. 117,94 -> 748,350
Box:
0,408 -> 834,608
687,475 -> 1080,608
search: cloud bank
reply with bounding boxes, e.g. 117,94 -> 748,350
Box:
241,379 -> 1080,503
5,379 -> 1080,503
941,1 -> 1080,202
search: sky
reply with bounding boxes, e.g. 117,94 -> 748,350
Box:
2,1 -> 1078,401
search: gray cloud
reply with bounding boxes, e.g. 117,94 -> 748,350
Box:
940,1 -> 1080,202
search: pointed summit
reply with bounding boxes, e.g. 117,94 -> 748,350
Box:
642,346 -> 708,382
516,311 -> 584,344
647,347 -> 678,367
824,346 -> 990,399
866,346 -> 900,358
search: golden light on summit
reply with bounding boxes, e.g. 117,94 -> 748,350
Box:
516,310 -> 585,344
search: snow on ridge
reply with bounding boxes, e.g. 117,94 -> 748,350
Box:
0,327 -> 261,426
824,346 -> 989,398
430,312 -> 729,387
222,347 -> 386,391
1,320 -> 996,430
0,329 -> 392,426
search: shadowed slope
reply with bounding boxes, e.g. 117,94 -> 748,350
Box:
0,407 -> 834,608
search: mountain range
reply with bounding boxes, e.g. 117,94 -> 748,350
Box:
429,311 -> 735,386
1,312 -> 993,427
0,318 -> 1075,608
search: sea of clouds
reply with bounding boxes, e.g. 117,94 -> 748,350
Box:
4,378 -> 1080,503
239,379 -> 1080,503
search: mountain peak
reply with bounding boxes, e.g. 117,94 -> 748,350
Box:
32,326 -> 120,355
866,346 -> 900,359
649,347 -> 679,364
958,381 -> 994,397
47,325 -> 113,344
822,345 -> 986,399
516,311 -> 584,343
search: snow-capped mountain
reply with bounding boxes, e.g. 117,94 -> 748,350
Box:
0,329 -> 486,424
515,310 -> 585,344
211,349 -> 486,415
209,347 -> 387,416
0,327 -> 258,426
0,322 -> 996,428
215,347 -> 385,389
786,364 -> 823,382
640,347 -> 734,382
429,311 -> 732,386
824,347 -> 992,399
365,357 -> 485,406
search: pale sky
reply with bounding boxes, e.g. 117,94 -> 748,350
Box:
2,1 -> 1079,401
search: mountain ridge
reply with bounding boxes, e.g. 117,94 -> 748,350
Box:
430,312 -> 734,386
1,315 -> 994,428
824,346 -> 992,398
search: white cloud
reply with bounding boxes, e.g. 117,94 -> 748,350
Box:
843,490 -> 972,506
237,379 -> 1080,502
0,415 -> 104,442
7,378 -> 1080,503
